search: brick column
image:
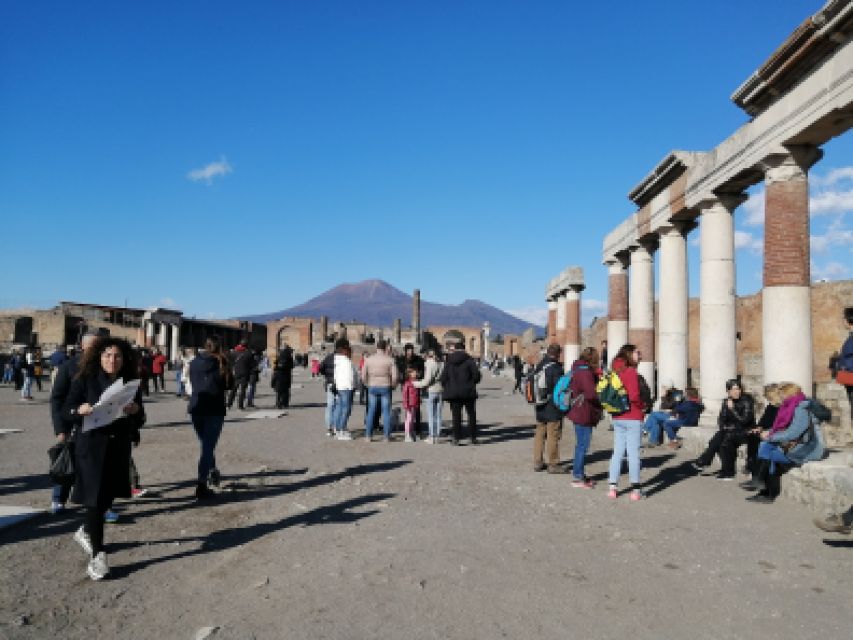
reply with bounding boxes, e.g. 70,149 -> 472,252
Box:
563,285 -> 583,370
658,225 -> 689,395
606,257 -> 629,368
698,193 -> 745,416
555,289 -> 567,361
761,146 -> 822,392
628,242 -> 656,387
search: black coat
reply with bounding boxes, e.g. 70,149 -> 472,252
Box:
272,350 -> 295,392
230,348 -> 255,380
440,351 -> 481,401
63,371 -> 145,507
50,354 -> 82,436
189,353 -> 228,416
717,394 -> 756,433
534,356 -> 564,423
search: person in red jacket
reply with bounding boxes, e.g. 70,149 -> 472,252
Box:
606,344 -> 646,501
151,348 -> 168,393
567,347 -> 603,488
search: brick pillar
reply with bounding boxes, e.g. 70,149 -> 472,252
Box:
658,225 -> 689,395
698,193 -> 745,417
628,242 -> 656,387
555,290 -> 567,362
563,286 -> 583,370
762,146 -> 822,392
547,298 -> 557,344
606,258 -> 628,368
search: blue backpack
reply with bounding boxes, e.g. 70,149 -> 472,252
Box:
552,370 -> 575,412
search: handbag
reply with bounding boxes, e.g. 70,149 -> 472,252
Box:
48,442 -> 75,484
837,369 -> 853,386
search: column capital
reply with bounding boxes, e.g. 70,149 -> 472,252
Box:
760,145 -> 823,183
696,191 -> 748,213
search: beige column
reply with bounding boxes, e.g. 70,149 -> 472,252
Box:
698,194 -> 745,414
628,242 -> 656,387
547,297 -> 558,345
144,320 -> 155,348
658,225 -> 689,395
555,289 -> 567,362
170,324 -> 180,362
157,323 -> 168,348
606,258 -> 629,367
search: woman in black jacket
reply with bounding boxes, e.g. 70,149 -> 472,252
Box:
188,337 -> 232,500
63,337 -> 144,580
692,379 -> 755,479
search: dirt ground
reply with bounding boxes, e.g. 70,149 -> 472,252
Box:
1,367 -> 851,640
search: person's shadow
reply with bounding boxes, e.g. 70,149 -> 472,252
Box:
109,492 -> 396,578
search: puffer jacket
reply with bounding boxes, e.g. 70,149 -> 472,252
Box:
440,350 -> 480,401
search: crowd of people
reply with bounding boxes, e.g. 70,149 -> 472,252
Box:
14,305 -> 853,580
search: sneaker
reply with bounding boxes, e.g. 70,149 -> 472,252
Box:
404,435 -> 414,443
103,510 -> 119,524
383,436 -> 392,443
50,501 -> 65,514
533,463 -> 546,472
745,492 -> 775,504
547,465 -> 568,474
131,487 -> 148,498
571,479 -> 595,489
607,486 -> 618,499
87,551 -> 110,580
195,483 -> 215,501
363,436 -> 372,443
74,525 -> 93,556
716,474 -> 735,482
690,461 -> 705,472
326,428 -> 335,438
208,468 -> 221,488
431,437 -> 438,444
813,513 -> 852,534
336,431 -> 353,441
630,489 -> 644,501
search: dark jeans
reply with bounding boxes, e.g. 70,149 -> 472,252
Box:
698,430 -> 747,476
153,372 -> 165,392
227,377 -> 249,409
192,415 -> 224,483
84,494 -> 114,555
52,482 -> 72,504
449,398 -> 477,442
276,388 -> 290,408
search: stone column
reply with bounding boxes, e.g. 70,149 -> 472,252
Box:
555,289 -> 567,362
412,289 -> 421,344
628,242 -> 656,387
320,316 -> 328,342
157,323 -> 168,348
393,318 -> 402,345
658,225 -> 689,395
606,258 -> 629,367
170,324 -> 180,361
762,146 -> 822,393
563,286 -> 583,370
144,320 -> 155,348
546,297 -> 557,344
699,194 -> 744,414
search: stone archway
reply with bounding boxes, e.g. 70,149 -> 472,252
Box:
442,330 -> 465,346
276,325 -> 301,353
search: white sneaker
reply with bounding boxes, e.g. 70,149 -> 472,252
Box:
87,551 -> 109,580
336,431 -> 353,441
404,435 -> 414,443
74,525 -> 93,556
326,428 -> 335,437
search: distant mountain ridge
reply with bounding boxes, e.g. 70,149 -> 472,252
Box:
241,279 -> 542,337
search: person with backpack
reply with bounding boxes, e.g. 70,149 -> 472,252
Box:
567,347 -> 603,488
531,344 -> 565,473
605,344 -> 646,500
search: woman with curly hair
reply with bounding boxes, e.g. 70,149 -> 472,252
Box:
63,337 -> 144,580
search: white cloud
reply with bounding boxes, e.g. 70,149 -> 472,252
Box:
734,230 -> 763,253
811,260 -> 850,281
508,307 -> 548,326
742,195 -> 765,226
159,297 -> 179,309
810,215 -> 853,253
810,189 -> 853,215
582,299 -> 607,313
187,156 -> 233,185
811,166 -> 853,187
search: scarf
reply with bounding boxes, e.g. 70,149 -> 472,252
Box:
769,392 -> 806,435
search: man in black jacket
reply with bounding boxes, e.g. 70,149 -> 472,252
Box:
440,341 -> 481,445
49,332 -> 97,513
533,344 -> 565,473
227,340 -> 255,410
692,379 -> 755,479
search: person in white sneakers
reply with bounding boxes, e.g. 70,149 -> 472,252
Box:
332,341 -> 357,440
63,337 -> 145,580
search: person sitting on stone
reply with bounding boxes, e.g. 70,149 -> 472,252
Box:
691,379 -> 755,480
738,383 -> 781,484
643,383 -> 680,448
744,382 -> 825,504
658,387 -> 704,448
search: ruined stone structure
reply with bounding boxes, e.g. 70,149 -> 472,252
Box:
412,289 -> 421,345
595,2 -> 853,417
545,267 -> 584,370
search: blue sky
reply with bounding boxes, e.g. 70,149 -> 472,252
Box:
1,1 -> 850,326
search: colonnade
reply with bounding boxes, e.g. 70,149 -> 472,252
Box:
545,267 -> 584,371
141,310 -> 182,361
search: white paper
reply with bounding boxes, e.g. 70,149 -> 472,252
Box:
82,378 -> 141,432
